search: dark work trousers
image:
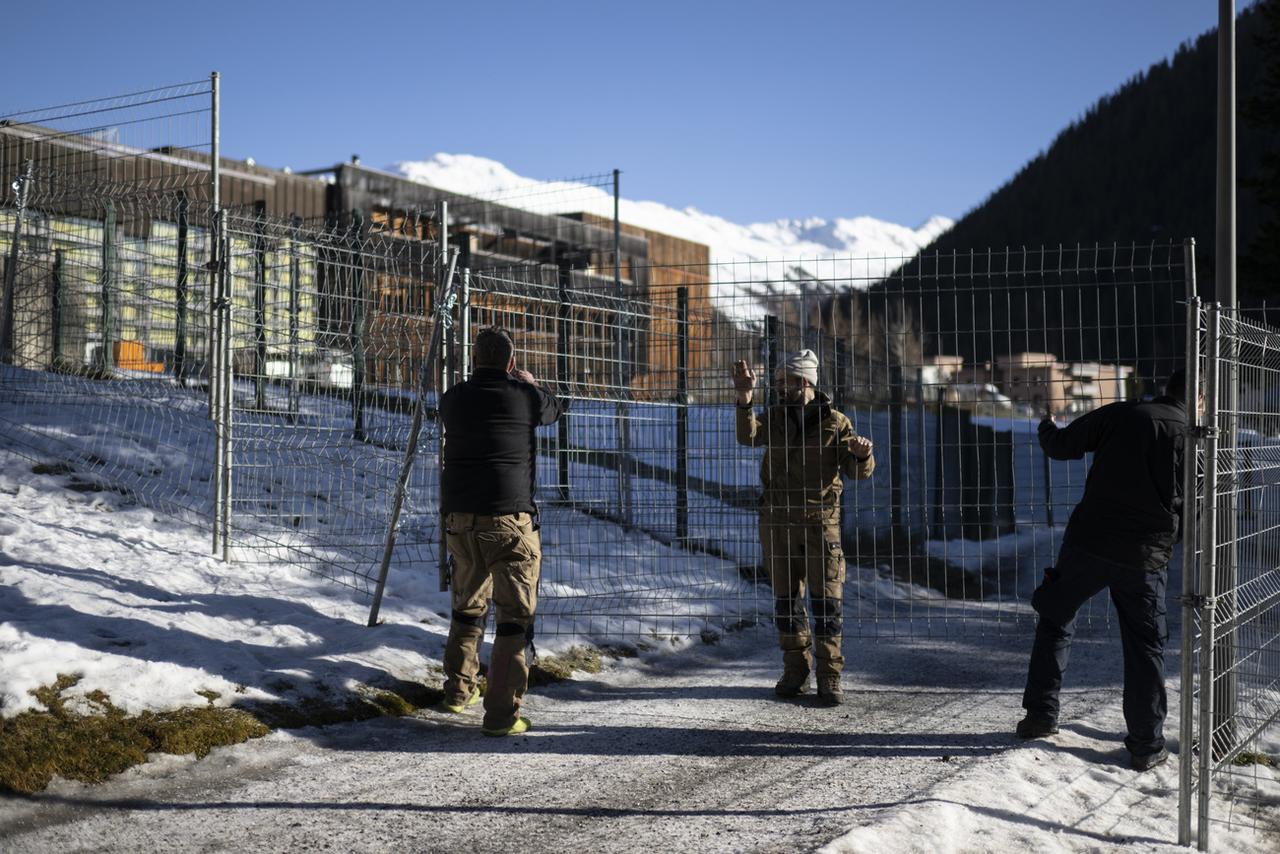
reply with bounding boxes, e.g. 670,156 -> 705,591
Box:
1021,545 -> 1169,756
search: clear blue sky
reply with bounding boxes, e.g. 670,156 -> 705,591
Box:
5,1 -> 1235,227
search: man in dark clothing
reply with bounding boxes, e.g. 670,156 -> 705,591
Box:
1018,370 -> 1187,772
438,326 -> 565,736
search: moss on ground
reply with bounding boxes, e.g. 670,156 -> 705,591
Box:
0,674 -> 447,796
529,644 -> 632,686
1,675 -> 268,796
1231,751 -> 1276,768
3,645 -> 628,794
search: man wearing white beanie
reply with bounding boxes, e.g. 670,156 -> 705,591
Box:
733,349 -> 874,705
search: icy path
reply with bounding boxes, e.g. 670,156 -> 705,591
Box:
0,626 -> 1215,853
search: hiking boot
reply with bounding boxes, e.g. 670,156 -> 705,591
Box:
1015,715 -> 1059,740
1129,747 -> 1169,772
775,668 -> 810,698
816,675 -> 844,706
482,717 -> 531,737
439,688 -> 481,714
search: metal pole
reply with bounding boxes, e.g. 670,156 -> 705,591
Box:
1214,2 -> 1241,762
676,286 -> 689,543
764,314 -> 779,409
556,258 -> 572,503
208,71 -> 220,417
210,71 -> 220,216
1196,302 -> 1222,850
288,215 -> 300,418
100,200 -> 116,372
221,219 -> 235,562
436,201 -> 451,594
212,209 -> 228,557
174,192 -> 189,383
50,249 -> 63,368
351,210 -> 366,441
1216,0 -> 1235,310
1178,291 -> 1201,848
460,267 -> 471,380
0,160 -> 33,365
252,201 -> 267,411
613,168 -> 632,526
368,247 -> 458,625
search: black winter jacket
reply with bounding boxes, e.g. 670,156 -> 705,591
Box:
439,368 -> 565,516
1039,396 -> 1187,571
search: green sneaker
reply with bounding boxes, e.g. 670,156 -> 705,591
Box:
482,717 -> 531,737
439,688 -> 481,714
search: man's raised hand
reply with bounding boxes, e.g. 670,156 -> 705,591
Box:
732,360 -> 755,405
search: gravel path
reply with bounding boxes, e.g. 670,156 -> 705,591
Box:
0,624 -> 1130,853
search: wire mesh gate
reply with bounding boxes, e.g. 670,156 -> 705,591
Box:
1179,300 -> 1280,849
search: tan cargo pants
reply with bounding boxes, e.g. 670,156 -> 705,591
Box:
442,511 -> 541,730
760,511 -> 845,678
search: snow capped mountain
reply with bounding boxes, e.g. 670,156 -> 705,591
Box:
395,154 -> 953,319
395,154 -> 952,268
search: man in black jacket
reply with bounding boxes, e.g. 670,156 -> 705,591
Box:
1018,369 -> 1187,772
438,327 -> 565,736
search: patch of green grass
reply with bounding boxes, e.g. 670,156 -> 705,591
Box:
528,644 -> 632,686
1,675 -> 450,795
1231,751 -> 1276,768
0,675 -> 268,796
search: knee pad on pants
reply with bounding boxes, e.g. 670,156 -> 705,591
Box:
774,596 -> 805,634
812,596 -> 843,638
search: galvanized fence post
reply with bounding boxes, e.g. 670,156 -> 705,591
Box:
351,210 -> 367,442
99,200 -> 116,372
288,215 -> 301,418
436,201 -> 451,593
1178,293 -> 1202,848
764,314 -> 779,409
612,169 -> 632,527
675,286 -> 689,544
220,220 -> 235,562
50,249 -> 63,366
211,209 -> 228,557
1212,310 -> 1239,762
1196,301 -> 1222,849
174,191 -> 189,383
252,201 -> 267,412
0,159 -> 33,366
208,71 -> 220,418
556,257 -> 571,502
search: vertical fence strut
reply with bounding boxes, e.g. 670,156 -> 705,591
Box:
1197,302 -> 1221,849
1177,238 -> 1199,848
0,160 -> 33,365
174,192 -> 189,383
436,201 -> 451,595
675,286 -> 689,543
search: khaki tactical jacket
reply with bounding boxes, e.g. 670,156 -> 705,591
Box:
735,391 -> 875,518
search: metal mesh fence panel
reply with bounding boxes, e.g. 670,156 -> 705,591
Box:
219,207 -> 445,593
0,185 -> 218,526
0,79 -> 217,524
461,242 -> 1190,639
1183,302 -> 1280,849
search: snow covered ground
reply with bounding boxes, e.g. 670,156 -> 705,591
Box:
3,423 -> 1279,850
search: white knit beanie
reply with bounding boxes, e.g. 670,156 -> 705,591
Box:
782,349 -> 819,387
